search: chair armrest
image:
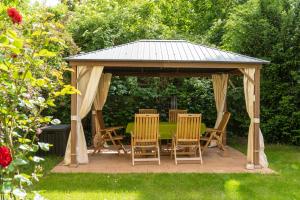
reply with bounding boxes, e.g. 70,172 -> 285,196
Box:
105,126 -> 123,131
130,131 -> 134,138
206,128 -> 222,133
206,128 -> 218,132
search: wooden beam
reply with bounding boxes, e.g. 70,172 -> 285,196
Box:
69,61 -> 261,69
239,68 -> 255,84
70,65 -> 78,167
253,66 -> 260,167
107,71 -> 241,77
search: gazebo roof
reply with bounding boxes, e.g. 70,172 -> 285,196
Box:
66,40 -> 269,64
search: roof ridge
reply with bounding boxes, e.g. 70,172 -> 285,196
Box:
187,41 -> 269,63
139,39 -> 186,42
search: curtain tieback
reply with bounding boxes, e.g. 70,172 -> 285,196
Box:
71,115 -> 81,121
253,118 -> 260,123
92,110 -> 97,115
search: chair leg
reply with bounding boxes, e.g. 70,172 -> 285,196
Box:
157,143 -> 160,165
202,134 -> 213,154
198,143 -> 203,164
170,139 -> 174,159
174,142 -> 177,165
131,145 -> 134,166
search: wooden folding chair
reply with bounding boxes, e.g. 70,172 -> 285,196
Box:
171,114 -> 203,165
201,112 -> 231,153
169,109 -> 187,123
93,110 -> 126,155
139,109 -> 157,114
131,114 -> 160,165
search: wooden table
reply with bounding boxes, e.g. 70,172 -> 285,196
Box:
125,122 -> 206,139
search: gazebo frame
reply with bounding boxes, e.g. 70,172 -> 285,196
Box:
66,40 -> 268,168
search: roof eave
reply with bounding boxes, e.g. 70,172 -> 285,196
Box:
65,58 -> 270,65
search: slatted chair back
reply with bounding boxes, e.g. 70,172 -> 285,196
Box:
217,112 -> 231,132
134,114 -> 159,142
176,114 -> 201,141
169,109 -> 188,123
139,109 -> 157,114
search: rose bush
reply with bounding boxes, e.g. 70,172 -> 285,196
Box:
0,2 -> 78,199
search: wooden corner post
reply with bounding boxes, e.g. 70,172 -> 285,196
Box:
253,66 -> 261,167
70,64 -> 78,167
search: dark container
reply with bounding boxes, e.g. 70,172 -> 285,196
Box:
38,124 -> 70,156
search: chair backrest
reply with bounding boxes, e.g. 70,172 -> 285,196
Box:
169,109 -> 188,123
134,114 -> 159,141
176,114 -> 201,141
217,112 -> 231,132
139,109 -> 157,114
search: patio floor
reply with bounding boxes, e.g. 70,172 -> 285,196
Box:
52,146 -> 273,173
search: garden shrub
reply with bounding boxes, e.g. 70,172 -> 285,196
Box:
0,2 -> 78,198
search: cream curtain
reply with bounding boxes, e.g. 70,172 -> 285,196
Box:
243,68 -> 268,168
212,74 -> 228,128
64,66 -> 104,165
93,73 -> 112,133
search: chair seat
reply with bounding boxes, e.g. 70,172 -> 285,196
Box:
105,135 -> 124,140
200,137 -> 209,141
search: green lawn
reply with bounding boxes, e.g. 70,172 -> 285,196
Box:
33,144 -> 300,200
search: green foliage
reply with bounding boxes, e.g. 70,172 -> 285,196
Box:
66,0 -> 299,145
0,2 -> 78,199
103,77 -> 215,128
222,0 -> 300,144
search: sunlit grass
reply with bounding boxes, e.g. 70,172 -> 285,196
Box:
33,144 -> 300,200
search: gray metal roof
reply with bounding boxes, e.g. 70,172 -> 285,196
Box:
66,40 -> 269,64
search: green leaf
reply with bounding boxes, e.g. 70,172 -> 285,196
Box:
30,156 -> 45,163
35,49 -> 56,57
38,142 -> 51,151
2,182 -> 12,194
19,144 -> 31,151
7,29 -> 18,39
13,158 -> 28,166
0,63 -> 8,71
10,47 -> 21,55
12,39 -> 23,49
36,79 -> 46,86
14,174 -> 32,185
46,99 -> 56,107
18,138 -> 32,143
7,163 -> 15,172
0,35 -> 9,44
32,144 -> 39,152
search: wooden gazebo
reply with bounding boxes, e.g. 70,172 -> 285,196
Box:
64,40 -> 269,169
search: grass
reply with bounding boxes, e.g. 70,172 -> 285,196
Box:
33,143 -> 300,200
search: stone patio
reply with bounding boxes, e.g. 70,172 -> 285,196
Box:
52,146 -> 273,173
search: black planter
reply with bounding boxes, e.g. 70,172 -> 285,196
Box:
38,124 -> 70,156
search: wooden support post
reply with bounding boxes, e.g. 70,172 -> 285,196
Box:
70,65 -> 78,167
96,110 -> 105,130
253,66 -> 261,167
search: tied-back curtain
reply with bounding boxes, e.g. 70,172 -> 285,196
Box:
212,74 -> 228,128
64,66 -> 104,165
243,68 -> 268,168
93,73 -> 112,132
